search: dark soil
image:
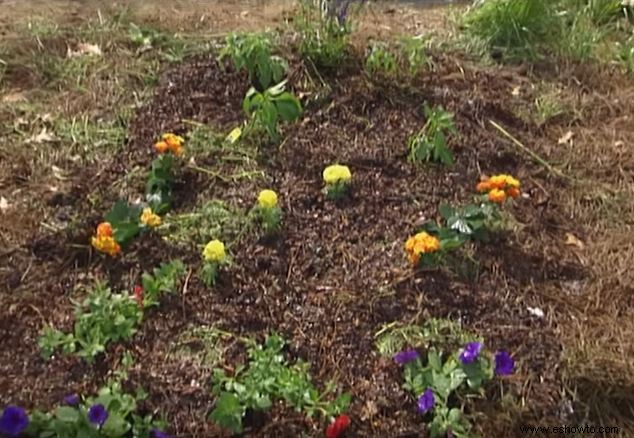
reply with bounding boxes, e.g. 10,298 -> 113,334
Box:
0,50 -> 589,437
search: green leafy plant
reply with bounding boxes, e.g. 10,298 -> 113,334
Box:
365,42 -> 398,75
210,334 -> 350,434
26,366 -> 166,437
400,36 -> 433,74
39,282 -> 142,362
146,153 -> 175,214
402,347 -> 494,437
408,104 -> 457,166
104,200 -> 143,247
140,259 -> 186,308
243,80 -> 302,142
219,32 -> 288,91
253,190 -> 282,234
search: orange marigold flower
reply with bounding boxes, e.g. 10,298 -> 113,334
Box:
163,133 -> 184,155
91,235 -> 121,257
96,222 -> 113,237
476,181 -> 492,192
488,175 -> 508,190
507,187 -> 521,199
405,232 -> 440,266
154,141 -> 169,154
488,188 -> 507,203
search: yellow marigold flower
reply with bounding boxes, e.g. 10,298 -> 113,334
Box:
203,239 -> 226,262
96,222 -> 113,238
323,164 -> 352,185
257,189 -> 278,209
507,187 -> 521,199
505,175 -> 520,189
488,175 -> 508,190
91,235 -> 121,257
154,141 -> 169,154
488,188 -> 507,203
140,208 -> 161,227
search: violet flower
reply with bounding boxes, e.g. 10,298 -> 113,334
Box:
394,349 -> 419,365
87,404 -> 108,427
0,406 -> 29,437
459,342 -> 483,364
417,388 -> 435,414
494,351 -> 515,376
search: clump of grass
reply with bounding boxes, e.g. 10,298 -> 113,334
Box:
463,0 -> 558,60
534,91 -> 566,125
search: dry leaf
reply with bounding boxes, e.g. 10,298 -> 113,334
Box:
2,90 -> 27,103
511,86 -> 521,96
527,306 -> 545,318
565,232 -> 584,249
67,42 -> 102,58
0,196 -> 9,212
28,127 -> 56,144
558,130 -> 574,145
51,165 -> 68,181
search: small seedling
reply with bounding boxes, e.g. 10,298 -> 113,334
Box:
408,104 -> 457,166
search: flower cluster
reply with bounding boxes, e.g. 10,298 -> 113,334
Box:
91,222 -> 121,257
154,133 -> 185,155
323,164 -> 352,199
404,231 -> 441,266
476,174 -> 521,204
140,207 -> 161,228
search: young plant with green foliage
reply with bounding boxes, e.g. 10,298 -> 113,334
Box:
408,104 -> 457,166
243,80 -> 302,143
201,240 -> 229,287
210,334 -> 350,434
39,282 -> 142,362
400,36 -> 433,75
39,261 -> 184,362
26,359 -> 168,437
382,321 -> 515,437
219,32 -> 288,91
365,42 -> 398,75
146,153 -> 176,215
253,189 -> 282,234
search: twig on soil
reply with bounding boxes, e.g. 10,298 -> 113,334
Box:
188,164 -> 264,182
181,268 -> 192,318
489,120 -> 570,180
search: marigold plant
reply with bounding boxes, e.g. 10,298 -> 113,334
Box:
201,239 -> 229,286
254,189 -> 282,233
323,164 -> 352,199
405,231 -> 441,267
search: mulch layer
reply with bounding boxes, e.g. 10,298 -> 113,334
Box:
0,51 -> 589,437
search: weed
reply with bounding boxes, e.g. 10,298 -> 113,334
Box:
400,35 -> 433,74
365,42 -> 398,76
617,33 -> 634,72
243,80 -> 302,143
160,199 -> 250,249
464,0 -> 557,59
54,114 -> 127,160
140,260 -> 186,309
295,1 -> 351,68
375,319 -> 480,359
210,334 -> 350,434
534,91 -> 566,125
408,104 -> 457,166
173,326 -> 233,369
219,32 -> 288,91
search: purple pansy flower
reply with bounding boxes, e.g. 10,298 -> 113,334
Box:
494,351 -> 515,376
63,394 -> 80,407
417,388 -> 435,414
0,406 -> 29,437
87,404 -> 108,427
393,349 -> 419,365
150,429 -> 172,438
459,342 -> 483,364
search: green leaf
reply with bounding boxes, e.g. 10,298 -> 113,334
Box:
428,349 -> 442,371
438,204 -> 455,220
275,93 -> 302,121
210,392 -> 245,434
54,407 -> 79,423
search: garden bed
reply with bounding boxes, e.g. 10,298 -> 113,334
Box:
1,46 -> 598,436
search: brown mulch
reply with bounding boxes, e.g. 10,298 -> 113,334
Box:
0,51 -> 590,437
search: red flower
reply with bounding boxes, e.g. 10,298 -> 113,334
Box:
133,285 -> 144,309
326,415 -> 350,438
